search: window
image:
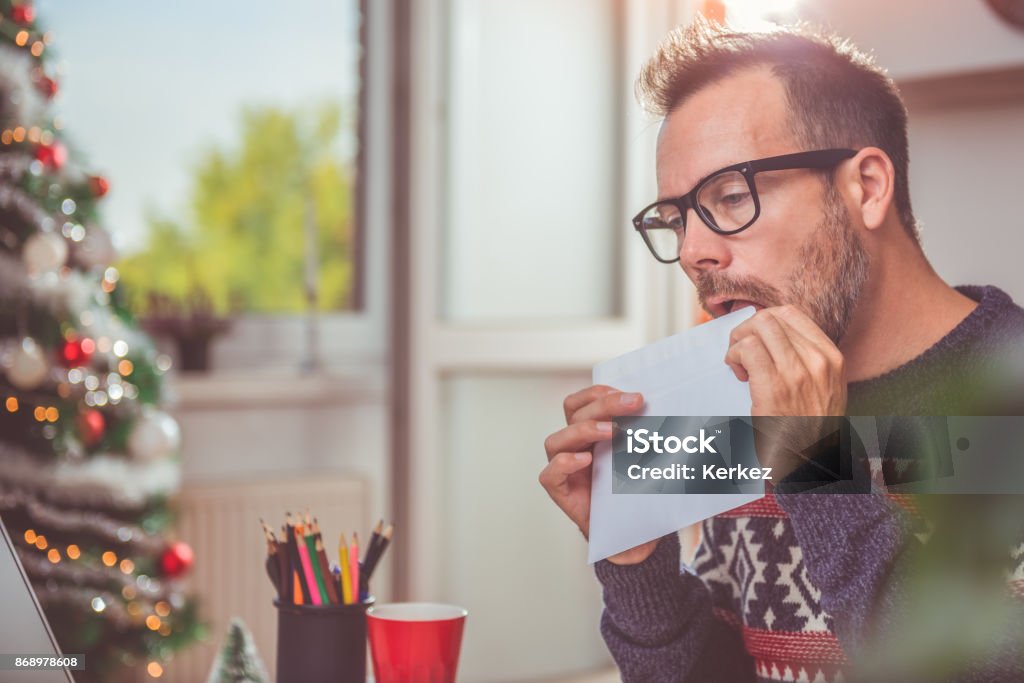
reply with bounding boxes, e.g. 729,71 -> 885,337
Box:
42,0 -> 383,372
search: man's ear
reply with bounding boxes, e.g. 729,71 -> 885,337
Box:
842,147 -> 895,231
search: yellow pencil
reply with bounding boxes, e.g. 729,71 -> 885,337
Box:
339,533 -> 354,604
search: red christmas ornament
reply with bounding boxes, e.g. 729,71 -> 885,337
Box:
76,409 -> 105,446
88,175 -> 110,198
36,75 -> 58,98
160,541 -> 194,578
35,141 -> 67,171
11,4 -> 35,24
61,337 -> 95,368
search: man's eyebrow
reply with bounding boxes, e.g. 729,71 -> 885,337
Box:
656,157 -> 748,202
659,154 -> 765,202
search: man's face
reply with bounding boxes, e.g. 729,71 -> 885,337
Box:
656,67 -> 869,343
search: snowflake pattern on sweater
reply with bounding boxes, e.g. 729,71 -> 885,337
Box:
693,494 -> 925,682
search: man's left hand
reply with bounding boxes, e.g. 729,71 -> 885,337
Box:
725,305 -> 847,417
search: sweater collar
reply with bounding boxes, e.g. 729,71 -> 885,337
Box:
847,285 -> 1010,393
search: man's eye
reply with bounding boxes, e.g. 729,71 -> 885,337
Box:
721,192 -> 751,206
646,213 -> 682,230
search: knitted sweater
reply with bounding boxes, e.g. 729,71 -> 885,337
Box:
594,285 -> 1024,682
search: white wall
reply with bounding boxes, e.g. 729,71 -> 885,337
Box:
908,95 -> 1024,301
802,0 -> 1024,80
801,0 -> 1024,300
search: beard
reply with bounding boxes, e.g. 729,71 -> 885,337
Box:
695,182 -> 870,344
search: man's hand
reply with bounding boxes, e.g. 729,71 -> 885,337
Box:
726,306 -> 848,479
540,385 -> 658,565
725,305 -> 847,417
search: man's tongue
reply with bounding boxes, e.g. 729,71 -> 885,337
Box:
729,299 -> 761,314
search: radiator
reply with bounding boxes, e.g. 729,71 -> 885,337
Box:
167,476 -> 367,682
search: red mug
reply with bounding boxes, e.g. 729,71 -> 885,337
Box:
366,603 -> 468,683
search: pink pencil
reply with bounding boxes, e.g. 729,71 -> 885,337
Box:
350,533 -> 360,603
295,526 -> 322,605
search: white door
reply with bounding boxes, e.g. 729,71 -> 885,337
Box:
396,1 -> 699,680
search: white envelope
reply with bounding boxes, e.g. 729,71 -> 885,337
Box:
588,307 -> 761,563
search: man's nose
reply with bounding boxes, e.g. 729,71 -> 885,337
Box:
680,211 -> 732,272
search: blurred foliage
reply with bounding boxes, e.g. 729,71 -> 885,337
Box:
118,103 -> 356,315
854,494 -> 1024,681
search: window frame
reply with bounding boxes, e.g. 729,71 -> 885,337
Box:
201,0 -> 391,375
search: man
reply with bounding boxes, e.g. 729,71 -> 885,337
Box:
540,17 -> 1024,683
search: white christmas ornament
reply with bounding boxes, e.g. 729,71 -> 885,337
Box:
73,226 -> 117,270
128,409 -> 181,461
22,232 -> 68,275
29,270 -> 95,315
7,337 -> 49,389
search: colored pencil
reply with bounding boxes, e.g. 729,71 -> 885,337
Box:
350,532 -> 360,604
312,520 -> 340,604
304,526 -> 330,604
277,527 -> 292,602
359,520 -> 382,597
339,533 -> 354,604
360,521 -> 383,586
285,513 -> 312,605
259,519 -> 282,597
295,525 -> 322,606
315,537 -> 339,604
362,520 -> 383,569
363,524 -> 393,582
260,512 -> 391,607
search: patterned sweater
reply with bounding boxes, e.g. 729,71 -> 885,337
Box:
594,285 -> 1024,682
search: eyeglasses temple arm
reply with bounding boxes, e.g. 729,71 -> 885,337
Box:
746,148 -> 857,174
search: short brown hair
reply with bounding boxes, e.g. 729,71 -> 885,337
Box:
639,16 -> 917,238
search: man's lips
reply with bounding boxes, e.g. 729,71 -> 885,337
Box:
705,296 -> 764,317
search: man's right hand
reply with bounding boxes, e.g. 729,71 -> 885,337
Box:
540,384 -> 660,566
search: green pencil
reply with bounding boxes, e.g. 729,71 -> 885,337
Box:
304,527 -> 330,604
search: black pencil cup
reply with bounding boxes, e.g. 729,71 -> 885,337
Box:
274,598 -> 374,683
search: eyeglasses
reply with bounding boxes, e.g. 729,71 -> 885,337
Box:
632,148 -> 858,264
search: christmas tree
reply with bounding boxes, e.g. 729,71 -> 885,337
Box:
0,1 -> 202,680
205,619 -> 268,683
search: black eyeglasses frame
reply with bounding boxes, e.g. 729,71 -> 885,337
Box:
632,147 -> 859,264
